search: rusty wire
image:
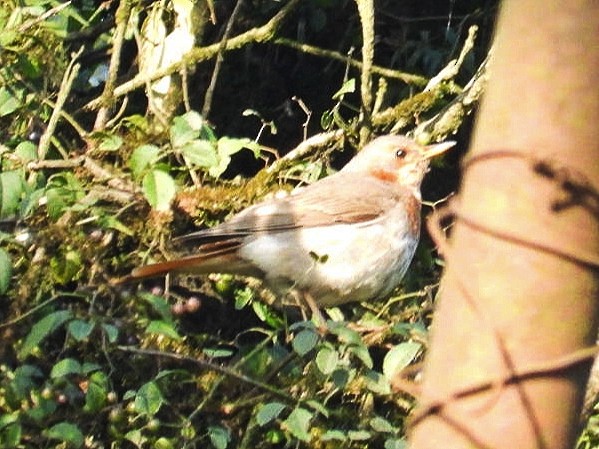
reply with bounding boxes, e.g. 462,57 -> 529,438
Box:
406,150 -> 599,448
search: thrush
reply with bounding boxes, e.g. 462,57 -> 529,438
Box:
124,135 -> 455,309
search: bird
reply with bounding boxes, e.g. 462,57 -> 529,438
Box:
123,135 -> 455,312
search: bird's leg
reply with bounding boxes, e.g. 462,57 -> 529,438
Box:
301,292 -> 327,333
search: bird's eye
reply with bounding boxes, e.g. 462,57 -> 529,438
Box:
395,149 -> 407,158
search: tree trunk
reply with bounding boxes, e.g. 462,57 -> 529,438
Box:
409,1 -> 599,448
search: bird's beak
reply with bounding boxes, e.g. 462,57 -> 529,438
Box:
421,140 -> 456,159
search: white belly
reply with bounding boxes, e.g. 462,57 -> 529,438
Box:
239,210 -> 419,306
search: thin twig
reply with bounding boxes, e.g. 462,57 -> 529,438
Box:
202,0 -> 245,117
118,345 -> 325,414
38,48 -> 83,160
16,1 -> 71,32
274,38 -> 428,86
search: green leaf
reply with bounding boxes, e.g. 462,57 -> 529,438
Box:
363,370 -> 391,395
208,425 -> 230,449
125,429 -> 146,448
385,438 -> 407,449
145,320 -> 181,340
50,249 -> 83,284
348,430 -> 371,441
14,141 -> 37,162
0,413 -> 21,447
332,78 -> 355,100
0,248 -> 12,294
170,112 -> 203,147
331,367 -> 352,388
305,399 -> 329,418
217,136 -> 254,157
50,358 -> 82,378
67,319 -> 94,341
45,173 -> 85,219
292,328 -> 319,356
179,110 -> 205,131
179,140 -> 218,167
154,437 -> 174,449
315,345 -> 338,375
282,408 -> 313,442
97,134 -> 123,152
129,144 -> 161,178
19,310 -> 72,359
135,381 -> 164,416
10,365 -> 43,399
142,169 -> 176,211
321,430 -> 347,441
84,381 -> 107,413
0,170 -> 25,218
44,422 -> 84,448
82,362 -> 102,374
256,402 -> 286,426
97,214 -> 134,236
328,322 -> 362,345
139,292 -> 173,322
320,109 -> 334,130
382,341 -> 422,381
348,344 -> 373,369
0,87 -> 21,116
101,323 -> 119,343
369,416 -> 397,433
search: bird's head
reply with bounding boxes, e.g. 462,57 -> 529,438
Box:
342,135 -> 456,193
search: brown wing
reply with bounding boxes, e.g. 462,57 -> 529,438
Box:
176,173 -> 407,245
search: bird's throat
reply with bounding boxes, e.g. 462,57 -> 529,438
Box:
369,168 -> 398,183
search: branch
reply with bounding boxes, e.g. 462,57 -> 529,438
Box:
355,0 -> 375,143
93,0 -> 133,129
412,51 -> 490,142
37,48 -> 82,160
84,0 -> 302,111
274,38 -> 428,86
